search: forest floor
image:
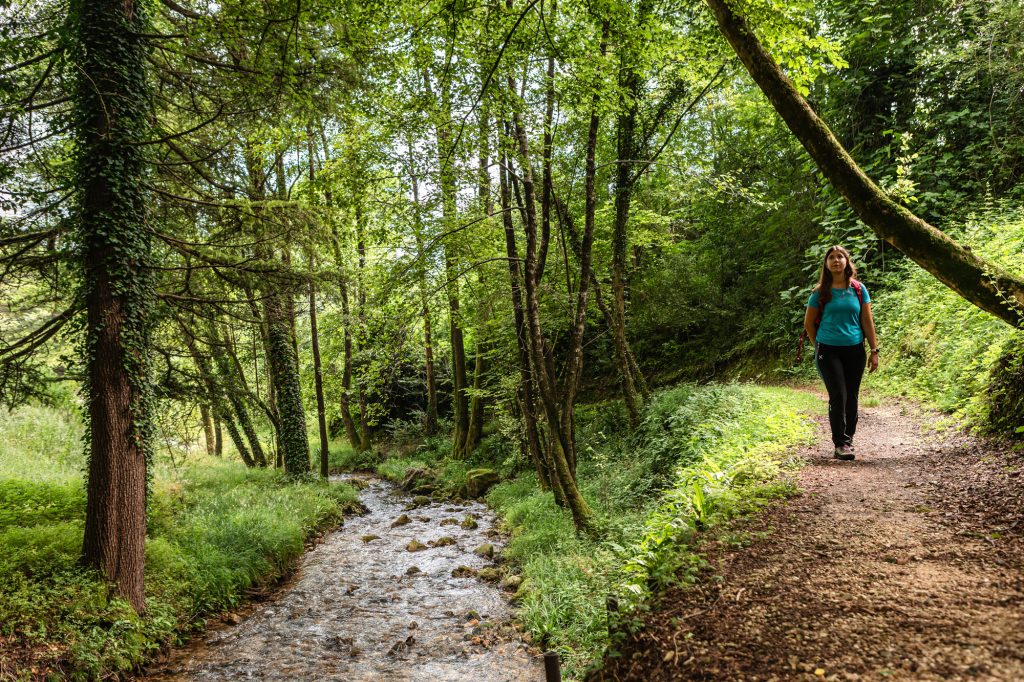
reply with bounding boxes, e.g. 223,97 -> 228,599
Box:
593,397 -> 1024,681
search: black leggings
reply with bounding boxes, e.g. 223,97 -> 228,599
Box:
815,342 -> 867,447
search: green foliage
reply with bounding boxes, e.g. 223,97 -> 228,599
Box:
0,405 -> 358,679
485,383 -> 819,678
870,202 -> 1024,430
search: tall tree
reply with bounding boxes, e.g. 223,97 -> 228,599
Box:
75,0 -> 154,612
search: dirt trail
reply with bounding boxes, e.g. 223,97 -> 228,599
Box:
595,400 -> 1024,681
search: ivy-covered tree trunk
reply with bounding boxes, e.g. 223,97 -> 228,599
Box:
213,415 -> 223,456
704,0 -> 1024,326
263,291 -> 310,474
75,0 -> 153,613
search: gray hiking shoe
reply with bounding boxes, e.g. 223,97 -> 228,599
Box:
833,445 -> 855,461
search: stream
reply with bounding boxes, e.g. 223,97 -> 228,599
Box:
147,476 -> 543,681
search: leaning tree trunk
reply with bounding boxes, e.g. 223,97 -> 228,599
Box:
200,404 -> 216,456
76,0 -> 153,613
705,0 -> 1024,326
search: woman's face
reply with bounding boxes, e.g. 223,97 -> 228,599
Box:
826,250 -> 848,277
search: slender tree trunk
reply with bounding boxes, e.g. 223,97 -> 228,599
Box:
200,404 -> 215,456
210,326 -> 266,467
263,289 -> 310,473
704,0 -> 1024,326
213,415 -> 223,456
407,146 -> 439,435
77,0 -> 152,613
309,262 -> 330,478
425,67 -> 470,455
338,275 -> 362,450
499,152 -> 557,496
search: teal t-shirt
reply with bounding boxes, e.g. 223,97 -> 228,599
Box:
807,283 -> 871,346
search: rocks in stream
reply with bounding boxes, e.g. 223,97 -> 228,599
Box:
451,565 -> 478,578
406,539 -> 428,552
461,469 -> 501,498
500,574 -> 523,590
477,567 -> 501,582
429,536 -> 457,548
460,516 -> 478,530
390,514 -> 412,528
361,534 -> 381,543
440,517 -> 459,526
406,566 -> 422,575
412,495 -> 431,507
473,543 -> 495,558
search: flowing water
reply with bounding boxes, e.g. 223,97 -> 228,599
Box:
147,476 -> 542,681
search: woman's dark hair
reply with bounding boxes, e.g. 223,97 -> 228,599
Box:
814,245 -> 857,305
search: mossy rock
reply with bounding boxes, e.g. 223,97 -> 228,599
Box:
476,567 -> 501,582
439,518 -> 459,526
412,495 -> 431,507
406,539 -> 428,552
430,536 -> 456,548
459,516 -> 478,530
461,469 -> 501,498
390,514 -> 411,528
500,574 -> 522,590
472,543 -> 494,558
400,467 -> 435,492
451,565 -> 477,578
361,534 -> 381,543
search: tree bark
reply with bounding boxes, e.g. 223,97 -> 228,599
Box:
705,0 -> 1024,326
407,145 -> 439,435
263,293 -> 310,474
213,415 -> 223,456
77,0 -> 152,613
309,262 -> 330,478
200,404 -> 215,456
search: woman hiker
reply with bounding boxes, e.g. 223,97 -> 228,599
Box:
804,245 -> 879,461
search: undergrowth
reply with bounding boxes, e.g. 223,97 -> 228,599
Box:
869,201 -> 1024,432
0,406 -> 359,680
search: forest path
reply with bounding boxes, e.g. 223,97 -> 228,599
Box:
595,399 -> 1024,681
144,477 -> 540,681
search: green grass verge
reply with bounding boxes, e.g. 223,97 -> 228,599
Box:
0,407 -> 360,680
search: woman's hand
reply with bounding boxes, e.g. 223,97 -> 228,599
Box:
868,352 -> 879,373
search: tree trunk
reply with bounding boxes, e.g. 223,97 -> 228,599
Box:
705,0 -> 1024,326
213,415 -> 223,456
425,67 -> 470,455
499,152 -> 557,496
408,146 -> 439,435
309,263 -> 330,478
77,0 -> 152,613
263,291 -> 310,474
200,404 -> 216,456
210,326 -> 267,467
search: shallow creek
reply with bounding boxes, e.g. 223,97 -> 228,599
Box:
148,476 -> 542,681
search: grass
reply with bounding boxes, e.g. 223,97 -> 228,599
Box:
352,382 -> 821,679
0,405 -> 360,680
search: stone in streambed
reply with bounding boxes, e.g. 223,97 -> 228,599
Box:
500,574 -> 522,590
391,514 -> 412,528
452,565 -> 477,578
440,518 -> 459,526
361,534 -> 381,543
412,495 -> 431,507
460,516 -> 478,530
462,469 -> 501,498
477,567 -> 501,582
473,543 -> 494,558
406,539 -> 428,552
406,566 -> 422,575
430,536 -> 457,547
